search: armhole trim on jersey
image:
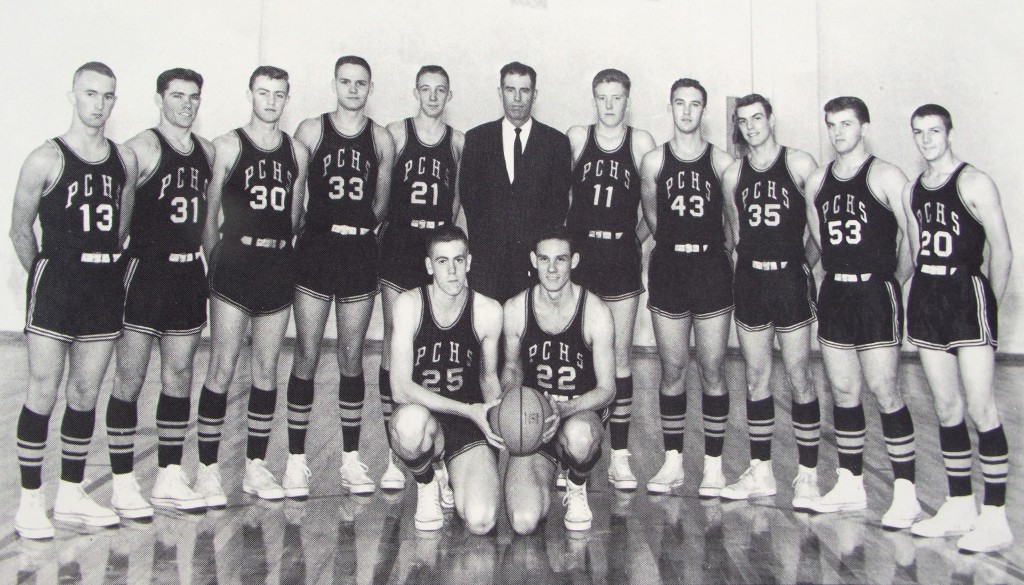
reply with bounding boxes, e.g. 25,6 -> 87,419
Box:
580,289 -> 594,352
39,139 -> 66,198
223,131 -> 244,184
864,158 -> 894,212
955,164 -> 985,225
809,162 -> 830,205
781,148 -> 805,197
412,287 -> 426,343
469,291 -> 485,347
136,129 -> 164,189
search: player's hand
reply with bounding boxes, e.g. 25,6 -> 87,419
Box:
540,395 -> 562,444
474,399 -> 505,449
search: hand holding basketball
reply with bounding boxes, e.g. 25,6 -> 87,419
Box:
488,386 -> 555,456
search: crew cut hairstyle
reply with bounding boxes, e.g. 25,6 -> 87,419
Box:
74,61 -> 116,83
249,65 -> 289,92
732,93 -> 773,150
336,55 -> 372,79
669,78 -> 707,105
500,61 -> 537,87
592,68 -> 631,95
911,103 -> 953,132
157,68 -> 204,95
417,65 -> 449,86
427,223 -> 469,256
824,96 -> 870,124
534,225 -> 574,256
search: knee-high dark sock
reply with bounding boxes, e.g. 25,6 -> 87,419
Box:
792,399 -> 820,469
339,374 -> 365,453
747,397 -> 775,462
106,396 -> 137,475
834,405 -> 866,476
17,406 -> 49,489
379,367 -> 394,448
609,376 -> 633,451
246,386 -> 277,460
978,425 -> 1008,507
660,393 -> 686,453
61,406 -> 96,483
286,375 -> 315,455
156,394 -> 190,468
398,450 -> 435,484
566,447 -> 603,486
197,386 -> 228,465
880,406 -> 916,482
702,393 -> 729,457
939,421 -> 973,497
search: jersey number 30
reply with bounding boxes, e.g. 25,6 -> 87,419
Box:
250,186 -> 287,211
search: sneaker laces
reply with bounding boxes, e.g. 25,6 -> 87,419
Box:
342,458 -> 370,476
418,481 -> 442,516
562,484 -> 587,509
734,465 -> 758,487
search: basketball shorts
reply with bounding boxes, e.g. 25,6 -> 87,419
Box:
647,246 -> 733,319
907,269 -> 997,352
817,274 -> 902,350
734,259 -> 816,333
538,405 -> 609,467
295,230 -> 378,303
25,255 -> 125,342
209,240 -> 294,316
378,223 -> 432,293
435,412 -> 494,465
574,235 -> 644,302
123,256 -> 208,337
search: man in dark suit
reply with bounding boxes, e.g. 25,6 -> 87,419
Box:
459,61 -> 572,303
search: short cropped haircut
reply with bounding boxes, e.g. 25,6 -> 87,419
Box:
824,96 -> 870,124
534,225 -> 574,256
500,61 -> 537,87
911,103 -> 953,132
669,78 -> 707,106
156,68 -> 203,95
427,224 -> 469,256
74,62 -> 116,84
732,93 -> 773,148
416,65 -> 450,86
592,69 -> 631,96
335,55 -> 371,79
249,65 -> 289,92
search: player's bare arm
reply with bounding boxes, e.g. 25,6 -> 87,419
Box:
721,160 -> 743,260
289,135 -> 310,234
787,148 -> 820,267
385,119 -> 407,155
372,123 -> 396,223
124,130 -> 161,184
451,130 -> 466,225
803,165 -> 829,251
116,143 -> 139,244
960,167 -> 1013,302
558,293 -> 615,419
869,160 -> 913,283
473,294 -> 504,403
632,129 -> 657,241
202,131 -> 241,257
639,146 -> 664,238
9,142 -> 62,271
901,180 -> 922,264
500,291 -> 528,392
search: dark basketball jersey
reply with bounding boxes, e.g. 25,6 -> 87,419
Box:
735,147 -> 806,263
412,287 -> 482,403
39,137 -> 127,259
520,286 -> 596,401
129,130 -> 211,259
567,126 -> 640,235
221,129 -> 297,242
307,114 -> 379,233
653,143 -> 725,250
388,118 -> 456,225
815,157 -> 898,275
911,163 -> 985,272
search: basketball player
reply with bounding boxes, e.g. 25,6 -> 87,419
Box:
502,227 -> 616,533
638,79 -> 735,496
566,69 -> 655,491
378,65 -> 465,492
803,97 -> 921,528
11,62 -> 137,538
284,56 -> 395,498
196,66 -> 309,505
720,94 -> 821,507
389,224 -> 502,533
904,105 -> 1013,553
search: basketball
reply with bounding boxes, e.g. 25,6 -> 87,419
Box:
488,386 -> 554,456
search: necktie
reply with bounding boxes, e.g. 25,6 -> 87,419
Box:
513,127 -> 523,183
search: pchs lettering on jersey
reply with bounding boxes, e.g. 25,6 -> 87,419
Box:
64,173 -> 116,209
664,169 -> 711,200
414,341 -> 474,368
403,156 -> 451,186
159,166 -> 210,200
916,201 -> 961,235
244,159 -> 293,190
321,148 -> 372,178
579,159 -> 631,189
820,194 -> 868,223
528,341 -> 584,368
741,180 -> 791,208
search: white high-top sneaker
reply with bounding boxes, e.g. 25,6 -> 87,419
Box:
562,480 -> 593,531
110,472 -> 154,520
339,451 -> 375,495
808,468 -> 866,513
14,487 -> 54,540
646,450 -> 684,494
53,480 -> 119,527
720,459 -> 777,500
151,465 -> 207,512
243,458 -> 285,500
698,455 -> 726,498
435,460 -> 455,509
415,477 -> 443,531
911,495 -> 977,538
607,449 -> 638,491
195,462 -> 227,509
958,505 -> 1013,553
881,479 -> 922,530
282,453 -> 311,499
791,465 -> 820,512
380,449 -> 407,491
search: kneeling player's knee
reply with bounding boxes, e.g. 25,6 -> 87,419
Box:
463,503 -> 497,536
389,404 -> 434,456
508,507 -> 543,536
560,418 -> 600,463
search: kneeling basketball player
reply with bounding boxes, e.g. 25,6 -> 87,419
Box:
389,224 -> 504,534
502,227 -> 616,534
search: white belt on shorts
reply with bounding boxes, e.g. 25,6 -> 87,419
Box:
673,243 -> 708,253
589,230 -> 623,240
921,264 -> 957,276
80,252 -> 120,263
331,224 -> 371,236
752,260 -> 788,271
833,272 -> 872,282
544,392 -> 570,403
240,236 -> 288,249
168,251 -> 199,263
411,220 -> 443,229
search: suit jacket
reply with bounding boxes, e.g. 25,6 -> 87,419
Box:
459,117 -> 572,303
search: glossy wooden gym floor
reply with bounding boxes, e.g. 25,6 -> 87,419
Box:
0,337 -> 1021,584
